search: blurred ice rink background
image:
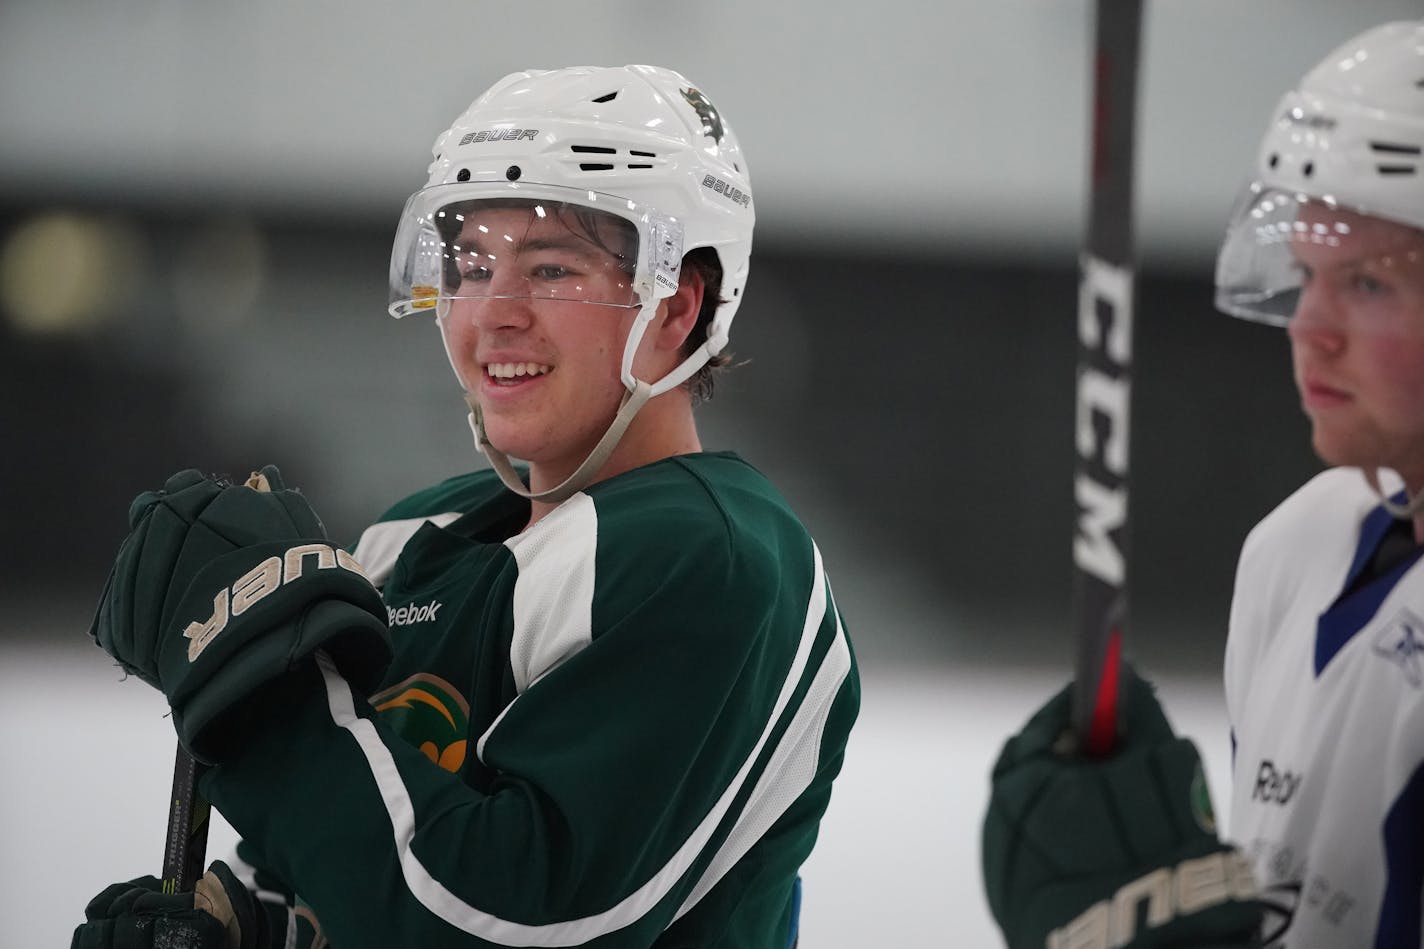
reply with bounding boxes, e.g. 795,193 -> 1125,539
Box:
3,633 -> 1232,948
3,1 -> 1417,945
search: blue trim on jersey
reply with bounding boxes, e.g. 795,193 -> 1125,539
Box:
785,876 -> 801,949
1342,498 -> 1403,590
1315,494 -> 1423,676
1378,760 -> 1424,947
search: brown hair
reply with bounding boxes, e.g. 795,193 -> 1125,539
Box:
681,246 -> 732,405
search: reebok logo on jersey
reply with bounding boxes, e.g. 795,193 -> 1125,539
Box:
388,600 -> 443,628
1252,760 -> 1301,804
183,544 -> 371,662
1373,607 -> 1424,688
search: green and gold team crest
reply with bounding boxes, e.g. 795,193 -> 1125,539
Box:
371,674 -> 471,773
1190,762 -> 1217,835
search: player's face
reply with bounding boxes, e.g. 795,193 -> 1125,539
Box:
438,205 -> 647,473
1286,204 -> 1424,483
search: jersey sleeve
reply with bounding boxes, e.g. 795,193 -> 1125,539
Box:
201,492 -> 857,948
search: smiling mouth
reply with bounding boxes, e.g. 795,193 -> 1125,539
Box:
485,362 -> 552,385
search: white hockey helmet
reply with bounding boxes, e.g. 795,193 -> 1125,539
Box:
1215,21 -> 1424,325
390,64 -> 752,359
387,65 -> 754,501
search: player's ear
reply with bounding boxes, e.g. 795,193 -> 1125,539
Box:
654,264 -> 705,352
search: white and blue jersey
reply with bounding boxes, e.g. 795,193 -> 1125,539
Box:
1225,467 -> 1424,948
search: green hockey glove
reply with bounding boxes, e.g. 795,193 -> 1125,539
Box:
981,667 -> 1263,948
90,466 -> 392,762
71,860 -> 267,949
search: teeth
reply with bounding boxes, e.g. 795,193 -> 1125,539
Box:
486,362 -> 552,379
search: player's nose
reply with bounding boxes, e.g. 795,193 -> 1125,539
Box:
1287,283 -> 1346,353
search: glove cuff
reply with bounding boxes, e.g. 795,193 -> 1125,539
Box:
171,599 -> 392,763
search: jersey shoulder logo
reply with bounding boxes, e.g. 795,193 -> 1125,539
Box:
1372,606 -> 1424,688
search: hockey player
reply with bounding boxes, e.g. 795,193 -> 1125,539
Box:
72,65 -> 860,948
982,20 -> 1424,949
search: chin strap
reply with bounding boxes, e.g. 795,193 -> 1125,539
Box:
464,380 -> 654,504
1362,468 -> 1424,519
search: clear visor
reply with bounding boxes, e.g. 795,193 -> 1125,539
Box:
1215,185 -> 1424,326
388,182 -> 683,319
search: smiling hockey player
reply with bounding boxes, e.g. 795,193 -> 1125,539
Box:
73,65 -> 859,949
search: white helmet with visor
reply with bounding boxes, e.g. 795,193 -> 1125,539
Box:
388,65 -> 754,501
1215,21 -> 1424,326
1216,21 -> 1424,517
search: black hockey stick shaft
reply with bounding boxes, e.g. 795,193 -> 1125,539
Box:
159,469 -> 273,893
161,746 -> 210,893
1071,0 -> 1143,756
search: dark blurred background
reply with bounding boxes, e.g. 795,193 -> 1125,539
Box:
3,0 -> 1405,675
0,213 -> 1317,674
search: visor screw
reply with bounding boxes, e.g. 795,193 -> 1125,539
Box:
1302,161 -> 1314,178
505,165 -> 522,181
1267,153 -> 1279,170
456,168 -> 471,182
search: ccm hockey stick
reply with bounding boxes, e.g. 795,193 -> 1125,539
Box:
160,469 -> 273,893
1071,0 -> 1143,756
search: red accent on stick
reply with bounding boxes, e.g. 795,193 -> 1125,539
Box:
1085,630 -> 1122,756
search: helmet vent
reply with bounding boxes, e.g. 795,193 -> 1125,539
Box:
1371,141 -> 1420,176
1371,141 -> 1422,156
568,144 -> 658,172
591,91 -> 619,103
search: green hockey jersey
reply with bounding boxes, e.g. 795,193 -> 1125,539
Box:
205,452 -> 859,947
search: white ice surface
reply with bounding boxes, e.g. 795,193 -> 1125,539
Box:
0,645 -> 1231,948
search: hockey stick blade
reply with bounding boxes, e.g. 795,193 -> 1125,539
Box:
1071,0 -> 1143,757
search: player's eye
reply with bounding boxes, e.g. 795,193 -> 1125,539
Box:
532,263 -> 572,280
1351,273 -> 1387,296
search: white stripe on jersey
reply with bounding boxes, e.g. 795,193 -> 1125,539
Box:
502,491 -> 599,694
674,572 -> 852,920
350,513 -> 462,589
315,534 -> 843,944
